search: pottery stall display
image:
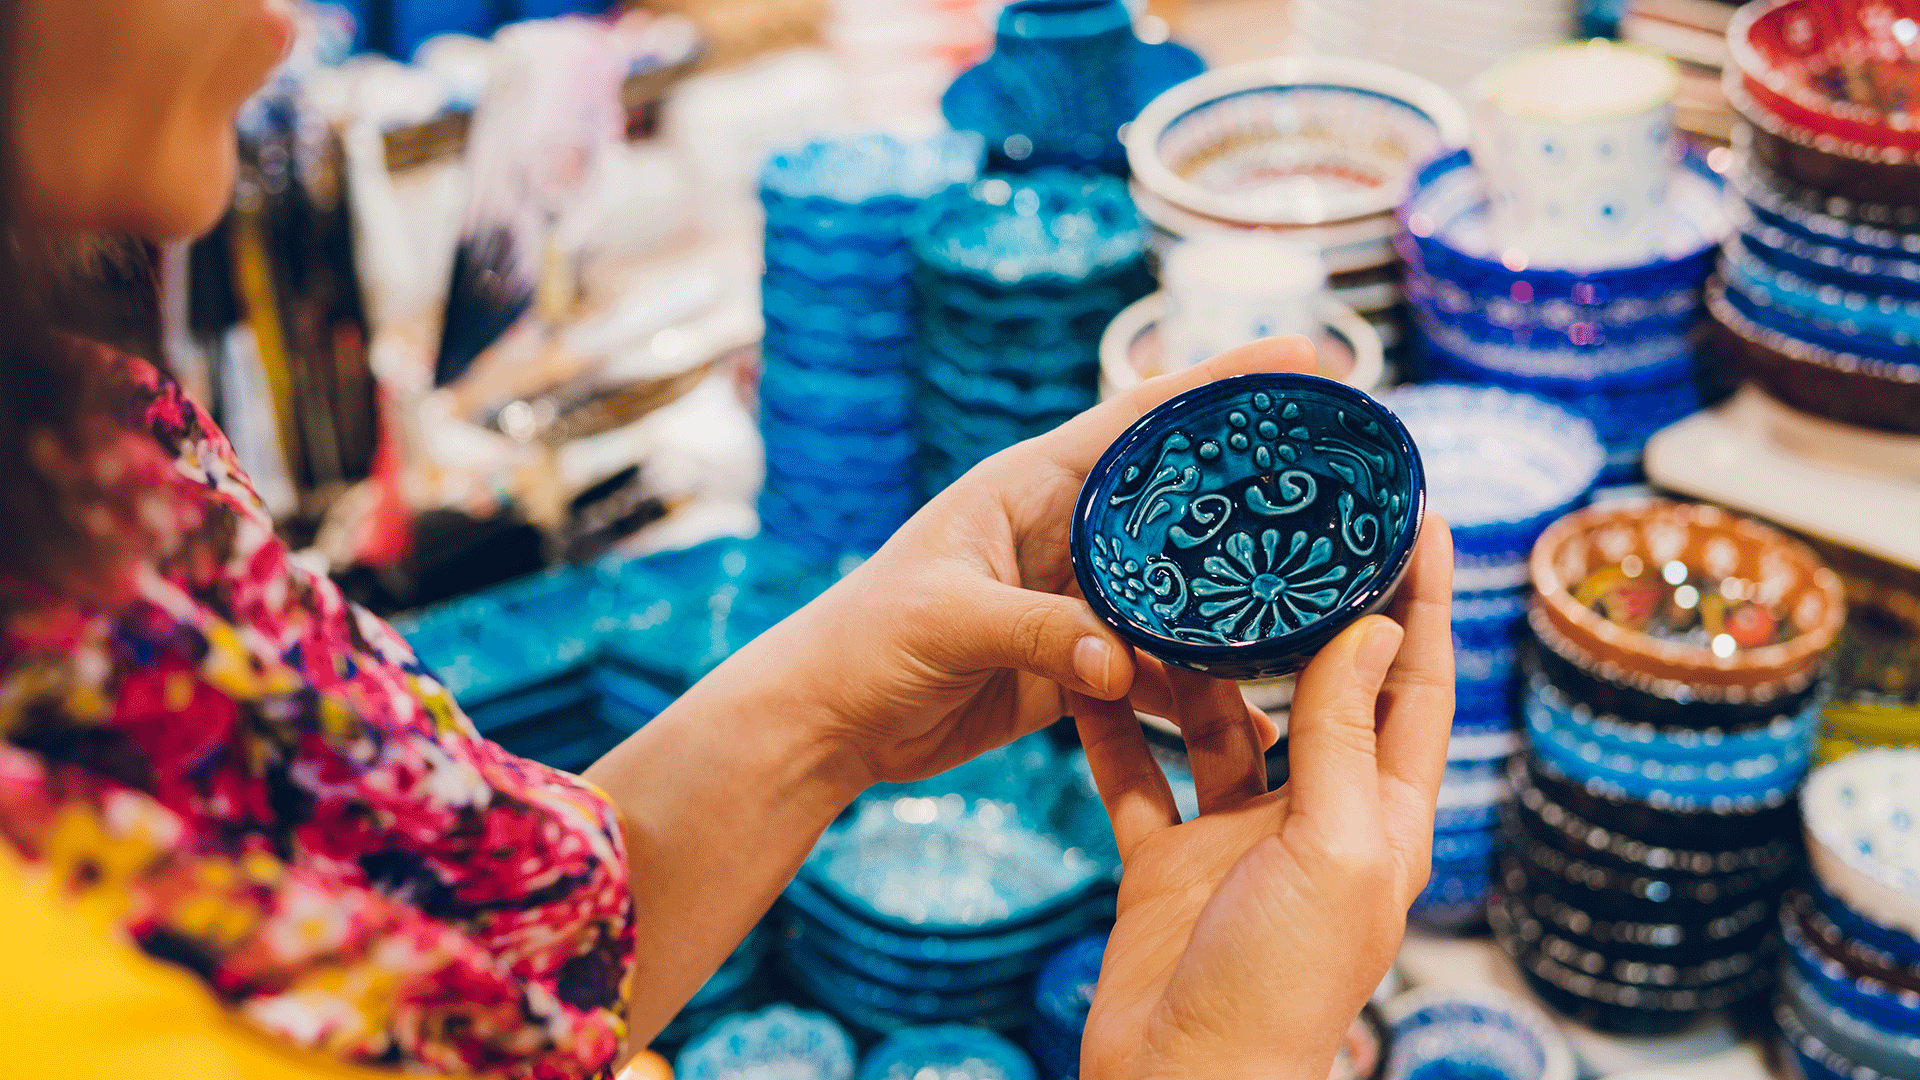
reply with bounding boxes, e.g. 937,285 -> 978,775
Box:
911,171 -> 1153,498
1294,0 -> 1580,99
1492,499 -> 1845,1034
1777,749 -> 1920,1080
1397,136 -> 1727,482
1124,57 -> 1471,374
756,132 -> 983,560
943,0 -> 1203,174
777,732 -> 1120,1037
1070,372 -> 1427,682
1709,0 -> 1920,442
676,1004 -> 859,1080
1381,386 -> 1605,931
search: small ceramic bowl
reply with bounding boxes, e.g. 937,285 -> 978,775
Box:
676,1004 -> 857,1080
856,1024 -> 1036,1080
1707,277 -> 1920,436
1726,0 -> 1920,167
1379,385 -> 1602,560
1729,124 -> 1920,240
1529,499 -> 1846,703
1802,747 -> 1920,938
1097,293 -> 1387,400
1782,901 -> 1920,1035
1382,986 -> 1576,1080
1072,373 -> 1425,680
1127,56 -> 1469,228
1781,962 -> 1920,1080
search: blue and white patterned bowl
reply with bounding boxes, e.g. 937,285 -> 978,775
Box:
858,1025 -> 1038,1080
1784,909 -> 1920,1036
1383,986 -> 1576,1080
1722,238 -> 1920,348
677,1004 -> 857,1080
1380,386 -> 1601,560
1072,373 -> 1425,680
1803,748 -> 1920,939
1779,961 -> 1920,1080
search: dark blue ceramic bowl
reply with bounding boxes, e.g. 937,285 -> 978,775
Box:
1072,373 -> 1424,680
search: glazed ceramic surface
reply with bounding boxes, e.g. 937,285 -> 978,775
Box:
1072,373 -> 1425,679
1160,234 -> 1327,372
1126,56 -> 1469,227
1469,42 -> 1681,271
1727,0 -> 1920,164
1803,748 -> 1920,938
1383,986 -> 1576,1080
676,1004 -> 857,1080
856,1025 -> 1037,1080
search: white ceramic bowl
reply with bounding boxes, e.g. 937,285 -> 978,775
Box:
1126,56 -> 1470,228
1803,747 -> 1920,937
1098,293 -> 1387,400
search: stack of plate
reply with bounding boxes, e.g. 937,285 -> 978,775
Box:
858,1024 -> 1038,1080
1493,500 -> 1845,1032
778,732 -> 1118,1036
757,133 -> 982,559
1123,57 -> 1470,374
676,1004 -> 857,1080
1382,386 -> 1604,931
1029,931 -> 1107,1080
1398,149 -> 1727,483
1294,0 -> 1577,98
910,172 -> 1152,498
1709,0 -> 1920,448
1777,748 -> 1920,1080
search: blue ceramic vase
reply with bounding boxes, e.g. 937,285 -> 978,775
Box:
1071,373 -> 1425,680
943,0 -> 1204,174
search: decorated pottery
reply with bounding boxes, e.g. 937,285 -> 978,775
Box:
857,1025 -> 1037,1080
1727,0 -> 1920,167
1382,986 -> 1576,1080
1802,747 -> 1920,938
1707,277 -> 1920,436
1071,373 -> 1426,680
1097,292 -> 1387,400
676,1004 -> 857,1080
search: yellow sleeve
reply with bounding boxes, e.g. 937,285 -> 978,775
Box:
0,848 -> 463,1080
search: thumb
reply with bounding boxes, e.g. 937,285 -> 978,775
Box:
932,578 -> 1137,699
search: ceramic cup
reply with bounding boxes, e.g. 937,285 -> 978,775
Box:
1159,234 -> 1327,372
1469,41 -> 1682,271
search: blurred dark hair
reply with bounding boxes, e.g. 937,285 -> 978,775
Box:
0,1 -> 156,595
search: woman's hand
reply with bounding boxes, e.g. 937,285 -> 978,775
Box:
1072,518 -> 1454,1080
763,336 -> 1318,787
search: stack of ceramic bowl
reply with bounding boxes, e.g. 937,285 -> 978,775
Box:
676,1004 -> 857,1080
1029,931 -> 1106,1080
1382,987 -> 1575,1080
1124,57 -> 1471,373
756,133 -> 983,559
778,732 -> 1118,1036
1776,748 -> 1920,1080
1492,499 -> 1845,1033
1293,0 -> 1578,98
1398,43 -> 1730,484
943,0 -> 1202,174
910,172 -> 1152,498
858,1025 -> 1038,1080
1708,0 -> 1920,449
1382,386 -> 1605,930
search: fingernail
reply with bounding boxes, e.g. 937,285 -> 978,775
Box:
1074,636 -> 1114,695
1354,619 -> 1404,686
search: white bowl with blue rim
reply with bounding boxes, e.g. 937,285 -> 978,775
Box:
1384,985 -> 1576,1080
1379,385 -> 1602,560
677,1004 -> 857,1080
1803,748 -> 1920,939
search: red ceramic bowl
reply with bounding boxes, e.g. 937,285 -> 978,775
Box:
1727,0 -> 1920,165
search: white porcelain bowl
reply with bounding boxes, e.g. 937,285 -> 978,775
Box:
1098,293 -> 1387,400
1803,748 -> 1920,938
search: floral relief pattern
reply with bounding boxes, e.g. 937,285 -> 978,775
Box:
0,343 -> 635,1080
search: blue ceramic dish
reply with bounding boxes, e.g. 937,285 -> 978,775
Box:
1402,268 -> 1704,351
784,937 -> 1033,1021
859,1025 -> 1038,1080
1779,964 -> 1920,1080
676,1004 -> 857,1080
1806,878 -> 1920,970
1523,693 -> 1814,804
1523,666 -> 1824,765
1785,913 -> 1920,1035
779,953 -> 1035,1036
1723,240 -> 1920,346
1451,592 -> 1531,646
1775,991 -> 1904,1080
1729,199 -> 1920,300
1383,386 -> 1601,561
1071,373 -> 1425,680
1383,987 -> 1574,1080
1720,273 -> 1920,367
1407,303 -> 1699,393
785,916 -> 1056,993
1397,148 -> 1726,301
781,875 -> 1114,964
1033,931 -> 1107,1032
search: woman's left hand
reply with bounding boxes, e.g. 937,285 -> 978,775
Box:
760,335 -> 1316,787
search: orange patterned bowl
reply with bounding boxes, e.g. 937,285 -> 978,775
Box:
1529,499 -> 1845,703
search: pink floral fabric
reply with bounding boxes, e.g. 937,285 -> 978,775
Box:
0,344 -> 634,1079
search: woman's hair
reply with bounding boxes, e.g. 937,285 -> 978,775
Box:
0,1 -> 156,591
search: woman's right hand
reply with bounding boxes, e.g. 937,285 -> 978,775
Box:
1071,515 -> 1454,1080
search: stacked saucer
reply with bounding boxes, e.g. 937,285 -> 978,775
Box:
676,1004 -> 857,1080
1124,57 -> 1470,372
1709,0 -> 1920,443
1777,749 -> 1920,1080
1382,386 -> 1604,930
1493,500 -> 1845,1033
910,172 -> 1152,497
779,733 -> 1118,1035
1398,148 -> 1727,483
757,133 -> 982,559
